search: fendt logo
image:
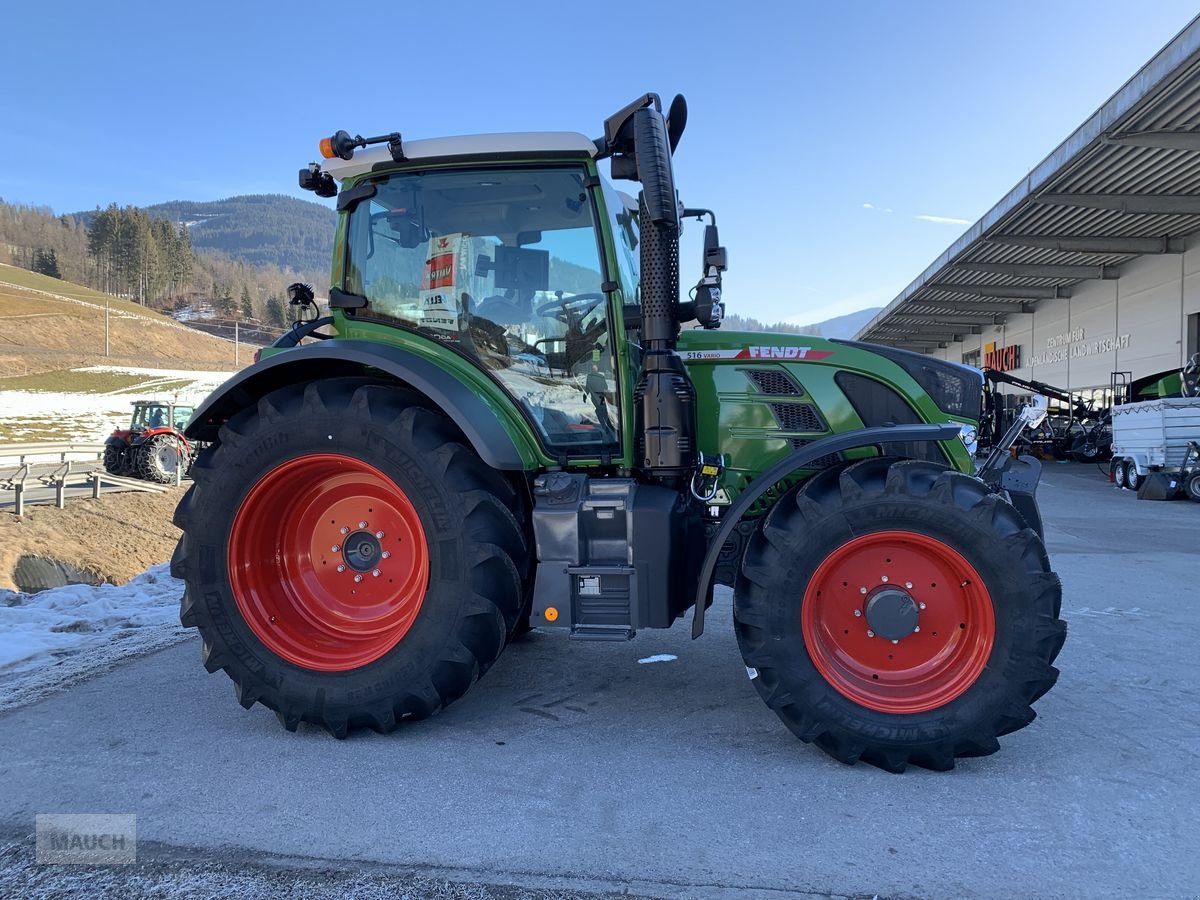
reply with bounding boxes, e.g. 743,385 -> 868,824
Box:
747,346 -> 828,359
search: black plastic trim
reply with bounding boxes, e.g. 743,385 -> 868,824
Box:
690,423 -> 961,637
368,149 -> 594,175
183,340 -> 525,470
336,181 -> 378,212
272,316 -> 335,349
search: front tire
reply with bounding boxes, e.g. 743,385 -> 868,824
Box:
734,458 -> 1065,772
171,378 -> 527,737
1184,471 -> 1200,503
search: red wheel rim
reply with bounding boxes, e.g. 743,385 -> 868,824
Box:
228,454 -> 429,672
801,531 -> 995,714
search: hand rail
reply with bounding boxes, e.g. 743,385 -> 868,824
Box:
0,441 -> 175,516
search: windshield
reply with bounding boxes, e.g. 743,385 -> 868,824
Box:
343,166 -> 620,453
132,404 -> 170,430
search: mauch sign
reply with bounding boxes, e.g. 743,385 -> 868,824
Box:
36,813 -> 137,864
984,341 -> 1021,371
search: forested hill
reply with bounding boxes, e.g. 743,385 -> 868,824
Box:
76,194 -> 338,274
148,195 -> 336,272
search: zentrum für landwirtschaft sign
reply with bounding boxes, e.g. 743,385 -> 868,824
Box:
1028,328 -> 1131,367
35,814 -> 136,864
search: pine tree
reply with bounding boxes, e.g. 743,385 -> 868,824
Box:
265,294 -> 287,328
32,248 -> 61,278
240,285 -> 254,320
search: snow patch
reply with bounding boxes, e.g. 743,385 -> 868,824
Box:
0,564 -> 190,710
0,368 -> 232,443
637,654 -> 677,665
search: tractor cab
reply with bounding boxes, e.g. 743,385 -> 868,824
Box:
295,99 -> 725,471
129,401 -> 192,434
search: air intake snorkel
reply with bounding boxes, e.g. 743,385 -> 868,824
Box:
598,94 -> 697,484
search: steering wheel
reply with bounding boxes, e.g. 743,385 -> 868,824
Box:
535,292 -> 607,324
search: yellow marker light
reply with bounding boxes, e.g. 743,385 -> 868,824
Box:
544,607 -> 559,622
318,137 -> 337,160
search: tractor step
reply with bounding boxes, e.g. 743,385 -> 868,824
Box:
570,624 -> 635,642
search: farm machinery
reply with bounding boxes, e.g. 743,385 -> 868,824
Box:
981,368 -> 1110,462
104,400 -> 198,484
171,95 -> 1064,771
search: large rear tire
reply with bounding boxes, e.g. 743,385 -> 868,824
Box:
170,378 -> 527,737
135,434 -> 185,484
734,458 -> 1065,772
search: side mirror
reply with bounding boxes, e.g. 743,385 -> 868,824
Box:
704,228 -> 728,273
696,220 -> 720,328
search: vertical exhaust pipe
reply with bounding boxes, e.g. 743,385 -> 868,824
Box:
631,107 -> 697,482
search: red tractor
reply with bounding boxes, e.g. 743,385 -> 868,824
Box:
103,400 -> 197,484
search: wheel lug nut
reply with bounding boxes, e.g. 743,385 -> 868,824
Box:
853,609 -> 862,617
859,586 -> 868,595
919,602 -> 926,610
336,564 -> 346,573
381,551 -> 391,559
354,574 -> 363,583
913,626 -> 920,633
891,639 -> 899,645
880,575 -> 889,583
331,544 -> 340,552
358,521 -> 367,529
372,569 -> 381,577
905,582 -> 913,589
866,630 -> 875,638
340,527 -> 350,535
375,530 -> 384,539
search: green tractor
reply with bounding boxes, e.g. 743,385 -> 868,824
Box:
171,95 -> 1065,771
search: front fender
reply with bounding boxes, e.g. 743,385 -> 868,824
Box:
184,340 -> 536,471
691,422 -> 962,637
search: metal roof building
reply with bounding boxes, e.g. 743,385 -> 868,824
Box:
855,16 -> 1200,393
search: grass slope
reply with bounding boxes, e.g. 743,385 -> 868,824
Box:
0,263 -> 241,376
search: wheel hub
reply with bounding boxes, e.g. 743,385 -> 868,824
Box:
227,454 -> 429,672
865,587 -> 920,641
801,530 -> 996,714
342,530 -> 382,572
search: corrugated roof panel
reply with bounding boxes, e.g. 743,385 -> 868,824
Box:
857,17 -> 1200,344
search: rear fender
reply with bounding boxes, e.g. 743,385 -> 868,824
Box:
184,340 -> 533,471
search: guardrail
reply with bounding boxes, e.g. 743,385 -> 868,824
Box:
0,442 -> 180,515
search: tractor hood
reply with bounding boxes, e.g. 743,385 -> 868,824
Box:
677,329 -> 982,424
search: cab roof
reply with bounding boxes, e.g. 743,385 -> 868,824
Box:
321,131 -> 598,182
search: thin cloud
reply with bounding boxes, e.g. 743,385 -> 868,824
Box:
862,202 -> 875,209
915,214 -> 972,225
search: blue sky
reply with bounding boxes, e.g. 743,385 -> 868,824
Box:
1,1 -> 1196,326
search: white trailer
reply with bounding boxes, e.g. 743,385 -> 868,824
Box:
1110,396 -> 1200,490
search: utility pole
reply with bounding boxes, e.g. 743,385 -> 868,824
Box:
234,320 -> 239,366
105,301 -> 110,357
